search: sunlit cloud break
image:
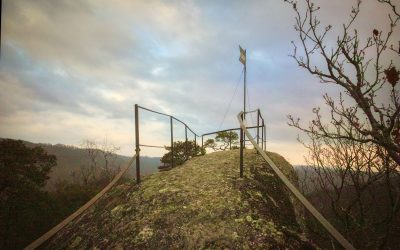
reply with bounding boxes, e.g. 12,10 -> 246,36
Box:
0,0 -> 396,164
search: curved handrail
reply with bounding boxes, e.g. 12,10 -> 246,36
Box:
237,111 -> 355,250
137,105 -> 199,137
24,154 -> 137,250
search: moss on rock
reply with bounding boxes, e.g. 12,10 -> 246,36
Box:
44,149 -> 314,249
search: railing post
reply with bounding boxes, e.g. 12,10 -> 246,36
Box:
257,109 -> 260,146
240,113 -> 244,178
264,123 -> 266,151
231,134 -> 233,150
135,104 -> 140,184
185,126 -> 188,160
194,134 -> 197,155
170,117 -> 174,168
261,119 -> 264,152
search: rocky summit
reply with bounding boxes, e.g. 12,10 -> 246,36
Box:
45,149 -> 314,249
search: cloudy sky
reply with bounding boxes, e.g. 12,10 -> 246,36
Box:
0,0 -> 397,164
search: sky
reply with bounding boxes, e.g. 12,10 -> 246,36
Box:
0,0 -> 397,165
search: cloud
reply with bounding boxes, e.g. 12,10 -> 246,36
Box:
1,0 -> 397,163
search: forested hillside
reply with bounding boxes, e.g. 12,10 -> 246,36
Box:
1,138 -> 160,190
0,138 -> 160,249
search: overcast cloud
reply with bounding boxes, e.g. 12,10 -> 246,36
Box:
0,0 -> 397,164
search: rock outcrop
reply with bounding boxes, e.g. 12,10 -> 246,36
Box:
45,149 -> 314,249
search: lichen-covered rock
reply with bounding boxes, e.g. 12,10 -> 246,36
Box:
69,236 -> 81,248
135,226 -> 154,243
45,150 -> 315,249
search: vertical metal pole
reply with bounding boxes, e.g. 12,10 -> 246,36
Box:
242,52 -> 246,170
244,52 -> 246,121
261,119 -> 264,151
229,132 -> 232,150
185,126 -> 188,160
134,104 -> 140,184
170,117 -> 174,168
257,109 -> 260,146
201,135 -> 204,149
240,114 -> 244,178
194,134 -> 197,155
264,123 -> 266,151
0,0 -> 2,57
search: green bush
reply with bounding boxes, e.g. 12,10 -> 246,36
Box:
161,141 -> 205,166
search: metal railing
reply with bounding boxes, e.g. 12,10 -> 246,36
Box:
24,105 -> 267,249
237,109 -> 266,177
237,111 -> 355,250
135,104 -> 200,184
135,105 -> 268,183
201,125 -> 265,150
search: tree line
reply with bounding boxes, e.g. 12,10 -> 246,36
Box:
0,139 -> 124,249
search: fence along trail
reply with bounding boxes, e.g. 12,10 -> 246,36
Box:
237,111 -> 355,250
24,104 -> 354,250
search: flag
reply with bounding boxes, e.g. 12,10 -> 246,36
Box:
239,45 -> 246,65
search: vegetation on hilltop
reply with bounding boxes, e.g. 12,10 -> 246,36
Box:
161,140 -> 205,167
204,131 -> 240,151
46,149 -> 314,249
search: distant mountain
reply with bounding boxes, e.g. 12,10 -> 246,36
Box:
293,165 -> 320,194
0,138 -> 160,190
294,165 -> 375,195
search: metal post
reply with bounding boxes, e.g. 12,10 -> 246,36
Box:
135,104 -> 140,184
185,126 -> 188,160
0,0 -> 2,57
170,117 -> 174,168
264,123 -> 266,151
240,113 -> 244,178
201,135 -> 204,148
244,50 -> 247,121
231,133 -> 233,150
257,109 -> 260,146
194,134 -> 197,155
261,120 -> 264,151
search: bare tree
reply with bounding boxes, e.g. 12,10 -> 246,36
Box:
284,0 -> 400,248
285,0 -> 400,165
76,139 -> 120,185
99,139 -> 120,181
299,132 -> 399,248
80,139 -> 100,184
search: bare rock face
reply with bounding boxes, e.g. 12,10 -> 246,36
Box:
45,150 -> 315,249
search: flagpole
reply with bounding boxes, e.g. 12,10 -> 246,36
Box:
239,45 -> 246,178
243,49 -> 246,120
239,45 -> 247,119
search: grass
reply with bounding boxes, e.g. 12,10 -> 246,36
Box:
44,149 -> 314,249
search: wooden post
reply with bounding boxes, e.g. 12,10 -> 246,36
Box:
135,104 -> 140,184
240,113 -> 244,178
170,117 -> 174,168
